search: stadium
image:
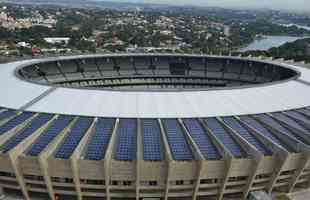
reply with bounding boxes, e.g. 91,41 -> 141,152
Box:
1,54 -> 310,200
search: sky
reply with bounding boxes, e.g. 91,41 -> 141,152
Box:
98,0 -> 310,11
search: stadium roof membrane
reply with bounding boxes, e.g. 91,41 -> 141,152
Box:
0,54 -> 310,118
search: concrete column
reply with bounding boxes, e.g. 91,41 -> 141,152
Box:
242,158 -> 262,200
199,118 -> 234,200
164,162 -> 172,200
192,161 -> 203,200
39,156 -> 56,200
8,114 -> 56,200
39,116 -> 79,200
288,151 -> 310,192
158,119 -> 173,200
267,154 -> 289,194
103,161 -> 111,200
218,117 -> 264,200
178,119 -> 205,200
236,116 -> 290,199
10,156 -> 30,200
136,119 -> 142,200
70,118 -> 97,200
218,157 -> 233,200
71,158 -> 83,200
252,115 -> 304,193
104,119 -> 119,200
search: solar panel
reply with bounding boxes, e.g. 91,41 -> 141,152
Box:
299,108 -> 310,117
115,119 -> 137,161
0,112 -> 34,136
239,116 -> 294,152
55,117 -> 93,159
255,114 -> 306,144
285,111 -> 310,131
297,108 -> 310,121
162,119 -> 193,161
141,119 -> 164,161
183,118 -> 221,160
272,112 -> 309,133
0,109 -> 16,122
205,118 -> 245,158
284,111 -> 310,131
1,113 -> 54,153
84,118 -> 115,160
222,117 -> 272,156
27,115 -> 74,156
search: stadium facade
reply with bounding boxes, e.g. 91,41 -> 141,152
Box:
0,54 -> 310,200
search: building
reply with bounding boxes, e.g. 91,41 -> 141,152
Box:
0,54 -> 310,200
44,37 -> 71,45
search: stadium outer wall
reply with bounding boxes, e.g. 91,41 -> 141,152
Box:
0,54 -> 310,200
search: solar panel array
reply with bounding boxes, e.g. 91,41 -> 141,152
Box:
0,110 -> 16,121
255,114 -> 304,143
1,113 -> 54,153
84,118 -> 115,160
0,112 -> 34,136
162,119 -> 193,161
271,113 -> 310,145
222,117 -> 272,156
285,111 -> 310,131
141,119 -> 164,161
239,116 -> 293,152
287,110 -> 310,121
55,117 -> 93,159
115,119 -> 137,161
183,118 -> 221,160
27,115 -> 74,156
298,108 -> 310,117
1,106 -> 310,160
272,113 -> 309,134
205,118 -> 245,158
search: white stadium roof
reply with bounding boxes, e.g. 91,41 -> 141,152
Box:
1,54 -> 310,118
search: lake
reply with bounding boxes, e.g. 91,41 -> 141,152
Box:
238,35 -> 308,52
279,23 -> 310,31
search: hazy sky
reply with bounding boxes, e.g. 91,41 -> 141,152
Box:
101,0 -> 310,11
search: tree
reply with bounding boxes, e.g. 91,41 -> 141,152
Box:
80,21 -> 94,38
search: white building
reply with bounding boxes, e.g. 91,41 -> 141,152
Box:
44,37 -> 71,45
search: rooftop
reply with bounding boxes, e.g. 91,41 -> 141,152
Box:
0,54 -> 309,118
